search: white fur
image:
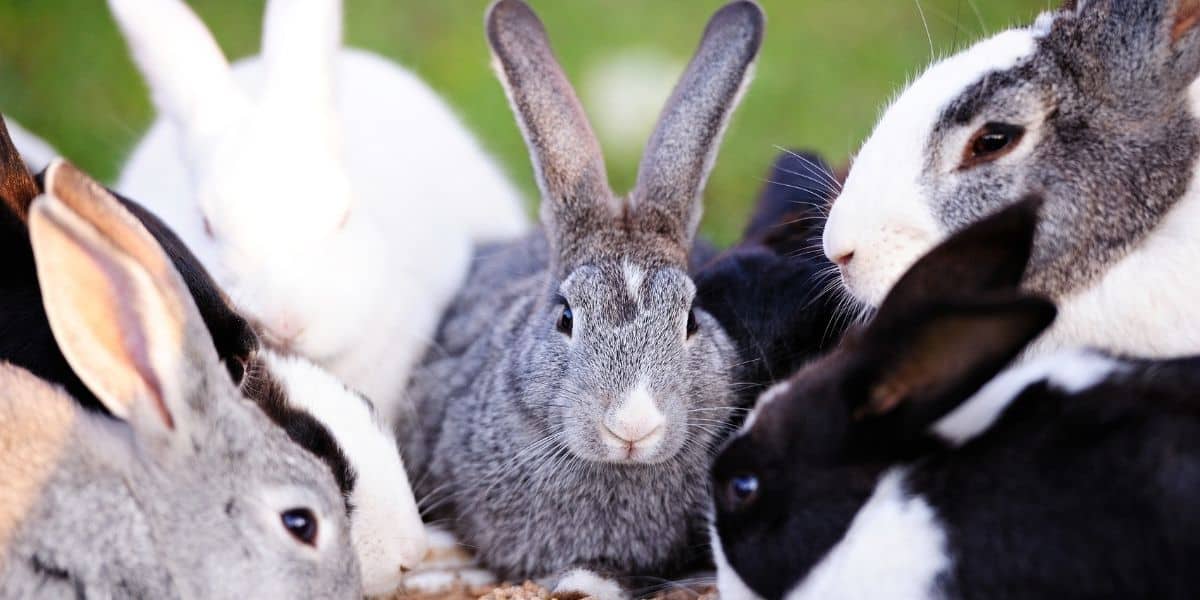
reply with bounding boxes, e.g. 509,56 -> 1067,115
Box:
110,0 -> 529,426
554,568 -> 627,600
823,27 -> 1042,306
401,526 -> 498,593
785,470 -> 950,600
622,259 -> 645,301
933,349 -> 1123,446
602,379 -> 666,458
712,523 -> 765,600
826,8 -> 1200,361
260,350 -> 427,596
5,119 -> 58,172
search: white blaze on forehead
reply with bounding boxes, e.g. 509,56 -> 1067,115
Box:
740,379 -> 792,434
622,259 -> 645,302
605,379 -> 666,442
260,350 -> 427,595
933,349 -> 1123,446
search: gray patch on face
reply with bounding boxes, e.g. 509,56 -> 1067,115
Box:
922,8 -> 1200,298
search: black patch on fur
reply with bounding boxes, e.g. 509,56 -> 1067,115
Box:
696,151 -> 850,407
243,357 -> 357,513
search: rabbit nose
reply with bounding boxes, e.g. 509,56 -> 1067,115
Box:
603,385 -> 666,445
832,250 -> 855,268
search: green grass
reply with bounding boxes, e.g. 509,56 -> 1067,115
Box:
0,0 -> 1049,245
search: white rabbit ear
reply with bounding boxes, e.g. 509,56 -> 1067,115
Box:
260,0 -> 342,118
108,0 -> 244,149
31,160 -> 220,445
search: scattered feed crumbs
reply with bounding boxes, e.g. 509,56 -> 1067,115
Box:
386,581 -> 718,600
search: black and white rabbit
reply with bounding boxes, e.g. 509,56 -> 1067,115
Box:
402,0 -> 762,595
713,197 -> 1200,599
695,150 -> 849,408
0,119 -> 426,596
823,0 -> 1200,358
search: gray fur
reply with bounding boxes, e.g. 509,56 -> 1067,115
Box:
923,0 -> 1200,296
0,185 -> 359,597
402,0 -> 762,583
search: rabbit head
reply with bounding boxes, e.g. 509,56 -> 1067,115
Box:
32,157 -> 424,596
712,198 -> 1056,600
108,0 -> 368,352
485,0 -> 762,465
20,160 -> 361,597
824,0 -> 1200,309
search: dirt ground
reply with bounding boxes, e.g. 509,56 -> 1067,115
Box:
387,581 -> 717,600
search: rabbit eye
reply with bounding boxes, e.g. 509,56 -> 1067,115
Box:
961,122 -> 1025,169
556,297 -> 574,337
686,308 -> 699,338
281,507 -> 318,546
725,473 -> 760,510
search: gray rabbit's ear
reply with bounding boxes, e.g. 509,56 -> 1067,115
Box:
0,114 -> 40,221
630,1 -> 764,250
29,161 -> 222,448
486,0 -> 620,253
1065,0 -> 1200,94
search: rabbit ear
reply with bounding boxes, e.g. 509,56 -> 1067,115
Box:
108,0 -> 245,151
260,0 -> 341,120
0,114 -> 40,221
30,160 -> 222,444
486,0 -> 620,252
630,1 -> 764,250
1066,0 -> 1200,94
846,295 -> 1057,439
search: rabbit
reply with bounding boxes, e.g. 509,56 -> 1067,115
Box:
713,196 -> 1200,600
822,0 -> 1200,360
0,180 -> 361,597
400,1 -> 763,594
107,0 -> 529,422
694,149 -> 852,410
0,117 -> 426,595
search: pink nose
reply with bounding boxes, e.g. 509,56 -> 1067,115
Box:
832,251 -> 854,268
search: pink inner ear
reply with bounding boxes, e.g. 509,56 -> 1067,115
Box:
1174,0 -> 1200,43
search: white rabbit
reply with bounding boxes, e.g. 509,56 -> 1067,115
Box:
823,0 -> 1200,359
109,0 -> 529,420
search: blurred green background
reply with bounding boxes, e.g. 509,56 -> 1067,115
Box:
0,0 -> 1048,245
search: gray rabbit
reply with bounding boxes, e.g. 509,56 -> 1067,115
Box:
0,170 -> 360,598
401,0 -> 763,592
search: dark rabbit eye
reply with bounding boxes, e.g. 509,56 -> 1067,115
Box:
225,356 -> 247,386
726,474 -> 760,509
686,308 -> 699,338
556,297 -> 574,337
281,508 -> 318,546
961,122 -> 1025,169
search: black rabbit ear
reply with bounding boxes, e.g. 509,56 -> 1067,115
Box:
485,0 -> 620,260
0,115 -> 41,221
630,1 -> 764,251
871,196 -> 1041,326
848,295 -> 1056,438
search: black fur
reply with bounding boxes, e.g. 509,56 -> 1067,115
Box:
712,197 -> 1200,599
695,150 -> 849,407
